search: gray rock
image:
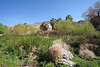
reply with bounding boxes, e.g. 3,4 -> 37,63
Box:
58,59 -> 76,67
0,34 -> 3,36
61,48 -> 73,60
51,39 -> 76,67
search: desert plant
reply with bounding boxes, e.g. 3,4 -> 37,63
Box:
50,18 -> 57,30
79,44 -> 100,56
7,24 -> 35,35
65,15 -> 73,21
79,49 -> 96,59
57,18 -> 63,22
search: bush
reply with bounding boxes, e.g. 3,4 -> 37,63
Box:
0,23 -> 8,34
7,24 -> 36,35
55,20 -> 97,37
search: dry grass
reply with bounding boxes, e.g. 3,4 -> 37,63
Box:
53,39 -> 69,50
80,44 -> 100,55
79,44 -> 100,59
49,43 -> 62,59
49,39 -> 70,60
80,44 -> 99,51
79,49 -> 96,59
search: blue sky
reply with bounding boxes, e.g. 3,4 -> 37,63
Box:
0,0 -> 99,26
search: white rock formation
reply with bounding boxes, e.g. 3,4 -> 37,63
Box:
61,48 -> 74,60
48,24 -> 52,30
58,59 -> 76,67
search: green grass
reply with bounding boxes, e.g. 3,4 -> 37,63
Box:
0,35 -> 56,67
0,55 -> 19,67
72,56 -> 100,67
0,35 -> 100,67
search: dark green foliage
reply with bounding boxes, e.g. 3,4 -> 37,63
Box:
0,23 -> 8,34
65,15 -> 73,21
57,18 -> 63,22
50,18 -> 57,25
50,18 -> 57,30
90,16 -> 100,31
40,22 -> 49,31
23,23 -> 27,25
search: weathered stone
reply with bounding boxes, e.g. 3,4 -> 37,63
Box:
61,48 -> 73,60
58,59 -> 76,67
49,39 -> 76,67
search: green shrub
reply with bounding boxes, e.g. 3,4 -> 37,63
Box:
0,23 -> 8,34
0,35 -> 56,65
56,20 -> 74,36
0,34 -> 100,67
55,20 -> 97,37
7,24 -> 36,35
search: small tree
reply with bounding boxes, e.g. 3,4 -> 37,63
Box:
50,18 -> 57,30
23,23 -> 27,25
57,18 -> 63,22
65,15 -> 73,21
82,1 -> 100,30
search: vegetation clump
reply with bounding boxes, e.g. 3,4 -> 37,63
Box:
50,18 -> 57,30
56,20 -> 97,37
7,24 -> 36,35
0,23 -> 8,34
